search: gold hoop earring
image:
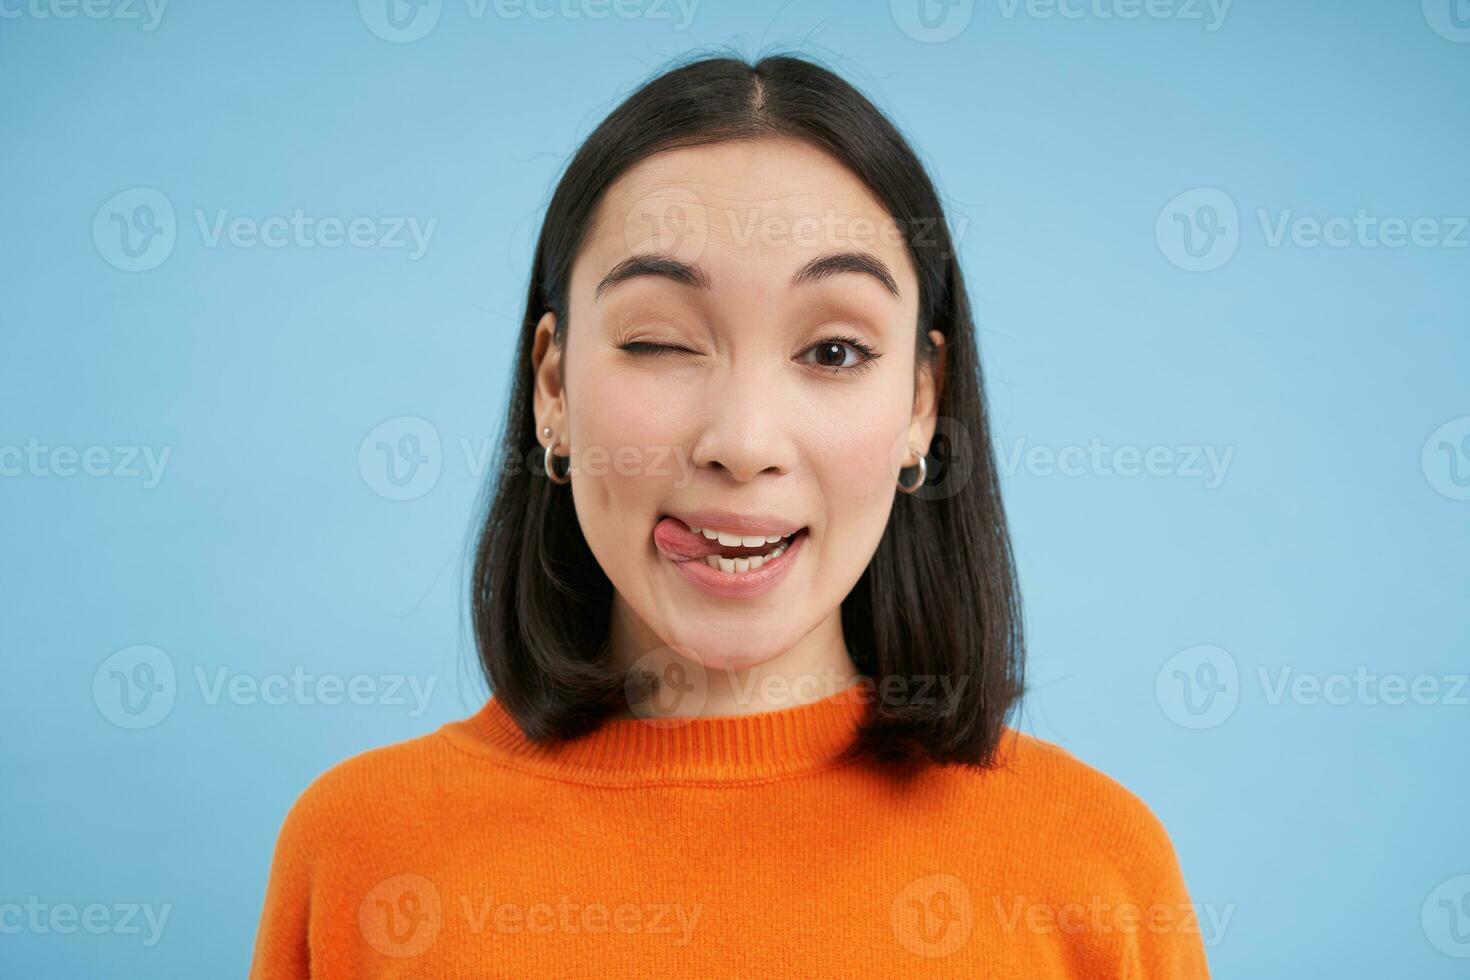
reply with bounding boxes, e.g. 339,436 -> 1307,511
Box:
898,453 -> 927,493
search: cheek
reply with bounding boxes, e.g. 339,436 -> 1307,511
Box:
800,386 -> 913,560
566,356 -> 692,531
578,365 -> 675,450
823,406 -> 909,505
796,371 -> 912,471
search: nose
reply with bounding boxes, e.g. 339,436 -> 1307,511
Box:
688,360 -> 800,483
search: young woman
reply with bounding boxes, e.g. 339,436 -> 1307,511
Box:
250,54 -> 1211,978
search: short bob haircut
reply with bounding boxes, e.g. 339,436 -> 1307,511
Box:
471,52 -> 1025,769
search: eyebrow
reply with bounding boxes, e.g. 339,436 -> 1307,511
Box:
593,251 -> 901,300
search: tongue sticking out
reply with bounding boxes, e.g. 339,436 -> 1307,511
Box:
653,517 -> 725,562
652,517 -> 794,563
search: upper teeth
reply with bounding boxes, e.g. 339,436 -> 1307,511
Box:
688,526 -> 788,547
686,524 -> 797,574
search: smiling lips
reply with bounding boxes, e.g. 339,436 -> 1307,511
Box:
653,516 -> 802,566
653,515 -> 808,598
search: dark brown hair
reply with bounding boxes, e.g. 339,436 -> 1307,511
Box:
470,51 -> 1025,769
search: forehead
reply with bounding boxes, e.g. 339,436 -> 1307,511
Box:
578,136 -> 917,292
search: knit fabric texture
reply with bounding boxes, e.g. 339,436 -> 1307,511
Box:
249,683 -> 1213,978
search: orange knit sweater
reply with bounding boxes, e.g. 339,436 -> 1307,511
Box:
249,684 -> 1213,978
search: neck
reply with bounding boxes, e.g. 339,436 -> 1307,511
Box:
604,593 -> 862,719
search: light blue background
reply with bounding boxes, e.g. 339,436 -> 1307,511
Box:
2,0 -> 1467,975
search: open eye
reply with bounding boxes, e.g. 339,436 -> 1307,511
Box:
798,334 -> 882,375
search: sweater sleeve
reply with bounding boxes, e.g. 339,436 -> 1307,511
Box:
1114,802 -> 1214,979
248,784 -> 320,980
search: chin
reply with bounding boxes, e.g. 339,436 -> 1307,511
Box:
660,625 -> 789,674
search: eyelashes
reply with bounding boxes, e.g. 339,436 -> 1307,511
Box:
617,340 -> 694,358
802,333 -> 881,376
616,335 -> 882,377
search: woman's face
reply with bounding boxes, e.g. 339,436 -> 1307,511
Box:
533,135 -> 941,680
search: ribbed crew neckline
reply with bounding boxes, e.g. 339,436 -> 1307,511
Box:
442,682 -> 874,785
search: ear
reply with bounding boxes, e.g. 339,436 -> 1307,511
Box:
906,329 -> 946,461
531,310 -> 565,445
